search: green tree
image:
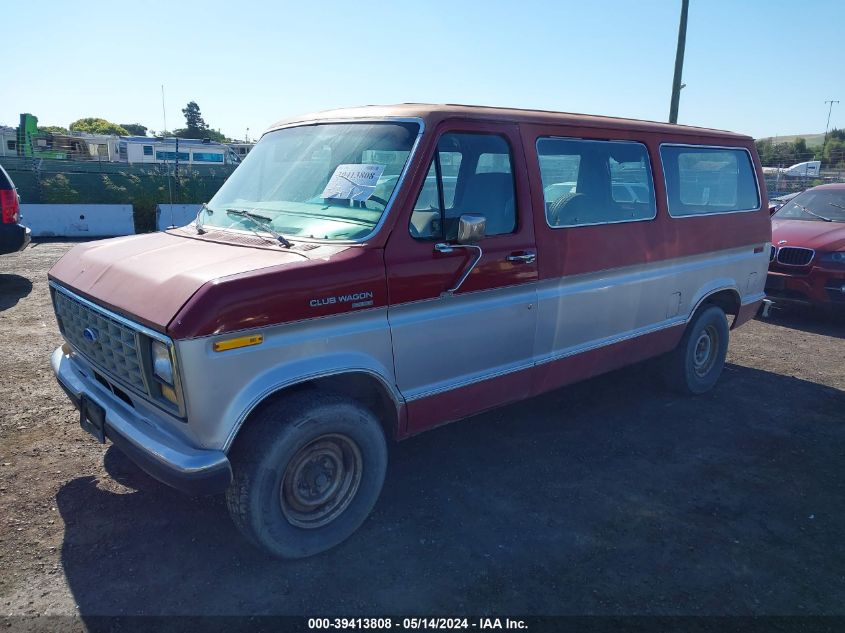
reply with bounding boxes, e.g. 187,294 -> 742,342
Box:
69,118 -> 129,136
38,125 -> 69,135
756,136 -> 823,167
172,101 -> 229,142
822,129 -> 845,168
182,101 -> 206,133
793,138 -> 810,160
173,127 -> 228,142
120,123 -> 148,136
41,174 -> 81,203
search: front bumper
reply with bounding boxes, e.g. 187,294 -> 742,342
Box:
51,346 -> 232,495
766,267 -> 845,308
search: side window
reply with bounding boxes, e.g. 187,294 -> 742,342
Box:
410,133 -> 516,240
660,145 -> 759,216
537,138 -> 656,228
142,145 -> 153,156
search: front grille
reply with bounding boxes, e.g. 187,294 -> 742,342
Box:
770,246 -> 777,262
53,290 -> 148,395
776,246 -> 814,267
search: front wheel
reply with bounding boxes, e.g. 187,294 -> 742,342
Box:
664,305 -> 729,395
225,392 -> 387,559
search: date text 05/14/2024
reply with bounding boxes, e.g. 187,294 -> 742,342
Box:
307,618 -> 528,630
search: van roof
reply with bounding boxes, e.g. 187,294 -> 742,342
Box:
267,103 -> 752,141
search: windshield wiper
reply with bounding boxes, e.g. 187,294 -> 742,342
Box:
795,202 -> 832,222
194,202 -> 213,234
829,202 -> 845,213
226,208 -> 293,247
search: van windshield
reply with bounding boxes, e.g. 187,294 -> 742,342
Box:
204,121 -> 420,240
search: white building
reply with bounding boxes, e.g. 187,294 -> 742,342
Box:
226,142 -> 255,161
117,137 -> 232,165
1,126 -> 17,157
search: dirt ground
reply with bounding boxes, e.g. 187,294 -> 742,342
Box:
1,241 -> 844,620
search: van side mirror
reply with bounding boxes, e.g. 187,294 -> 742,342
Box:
457,214 -> 486,244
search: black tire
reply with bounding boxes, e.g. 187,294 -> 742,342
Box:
225,391 -> 387,559
664,305 -> 729,395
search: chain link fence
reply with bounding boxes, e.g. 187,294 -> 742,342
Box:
0,156 -> 235,232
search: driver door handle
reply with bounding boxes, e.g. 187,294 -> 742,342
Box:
507,251 -> 536,264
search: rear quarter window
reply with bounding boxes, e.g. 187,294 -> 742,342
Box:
660,145 -> 759,217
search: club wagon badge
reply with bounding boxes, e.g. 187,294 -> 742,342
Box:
309,291 -> 374,309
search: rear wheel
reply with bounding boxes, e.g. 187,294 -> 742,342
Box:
225,392 -> 387,558
664,305 -> 729,395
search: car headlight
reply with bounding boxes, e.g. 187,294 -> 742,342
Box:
151,339 -> 174,385
820,251 -> 845,264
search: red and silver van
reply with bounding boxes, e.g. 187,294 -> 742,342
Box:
49,105 -> 771,558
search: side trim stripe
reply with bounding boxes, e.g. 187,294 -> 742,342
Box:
403,316 -> 685,402
403,290 -> 766,403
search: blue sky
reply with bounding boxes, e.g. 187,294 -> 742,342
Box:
4,0 -> 842,140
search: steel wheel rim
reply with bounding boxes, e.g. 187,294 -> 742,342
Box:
692,324 -> 719,377
280,433 -> 363,529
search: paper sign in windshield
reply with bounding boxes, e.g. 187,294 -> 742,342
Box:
320,164 -> 386,202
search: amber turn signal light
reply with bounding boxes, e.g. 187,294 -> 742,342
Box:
212,334 -> 264,352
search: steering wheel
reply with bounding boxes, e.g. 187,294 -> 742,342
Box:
368,194 -> 389,208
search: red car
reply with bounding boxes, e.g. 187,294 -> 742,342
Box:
767,183 -> 845,310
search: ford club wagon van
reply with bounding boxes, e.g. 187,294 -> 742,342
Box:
48,104 -> 771,558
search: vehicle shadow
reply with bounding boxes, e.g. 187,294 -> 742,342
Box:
757,305 -> 845,339
0,274 -> 33,311
57,363 -> 845,617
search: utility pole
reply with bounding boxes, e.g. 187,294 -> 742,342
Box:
669,0 -> 690,124
822,99 -> 839,165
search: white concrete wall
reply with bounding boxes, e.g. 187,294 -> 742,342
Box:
20,204 -> 135,237
156,203 -> 201,230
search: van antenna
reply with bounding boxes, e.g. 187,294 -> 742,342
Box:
161,84 -> 175,228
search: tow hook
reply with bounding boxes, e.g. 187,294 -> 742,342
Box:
760,298 -> 775,318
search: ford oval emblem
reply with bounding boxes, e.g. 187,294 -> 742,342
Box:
83,327 -> 99,343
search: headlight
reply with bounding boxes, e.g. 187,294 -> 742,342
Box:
151,339 -> 174,385
820,251 -> 845,264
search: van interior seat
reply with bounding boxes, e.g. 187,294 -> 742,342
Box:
455,172 -> 515,235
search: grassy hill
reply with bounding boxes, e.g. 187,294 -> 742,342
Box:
757,133 -> 825,147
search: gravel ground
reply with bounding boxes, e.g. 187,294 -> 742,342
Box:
1,241 -> 844,620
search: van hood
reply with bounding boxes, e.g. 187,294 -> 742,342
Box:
771,218 -> 845,252
48,231 -> 340,332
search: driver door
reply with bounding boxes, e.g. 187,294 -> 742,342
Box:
385,121 -> 539,434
